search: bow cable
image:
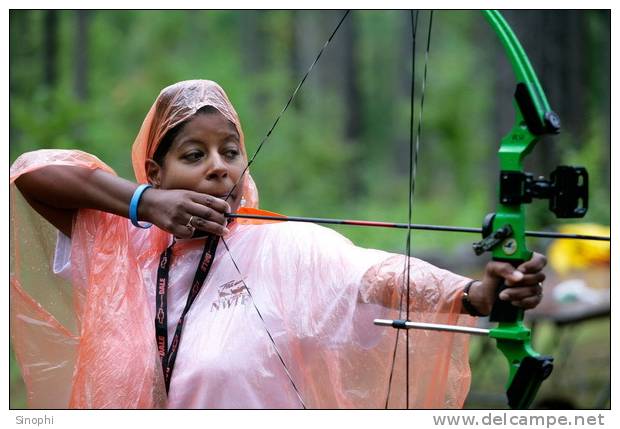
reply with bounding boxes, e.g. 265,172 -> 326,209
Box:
385,9 -> 419,409
385,9 -> 434,409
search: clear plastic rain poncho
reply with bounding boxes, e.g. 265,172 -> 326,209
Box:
10,80 -> 475,409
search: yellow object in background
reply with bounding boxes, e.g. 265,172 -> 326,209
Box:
548,224 -> 610,275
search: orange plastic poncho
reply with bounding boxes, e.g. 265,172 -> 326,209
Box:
10,79 -> 475,409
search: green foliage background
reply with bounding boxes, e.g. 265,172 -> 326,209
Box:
9,10 -> 610,409
11,10 -> 610,254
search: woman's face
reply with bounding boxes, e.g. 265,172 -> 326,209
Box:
147,111 -> 246,212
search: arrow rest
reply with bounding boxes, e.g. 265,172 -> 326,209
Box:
472,215 -> 513,255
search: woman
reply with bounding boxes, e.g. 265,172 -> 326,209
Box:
10,80 -> 546,409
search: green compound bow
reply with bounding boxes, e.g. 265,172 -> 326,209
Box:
222,10 -> 604,409
375,10 -> 589,409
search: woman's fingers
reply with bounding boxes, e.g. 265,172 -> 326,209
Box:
499,280 -> 544,301
511,293 -> 543,310
186,194 -> 230,236
149,190 -> 232,237
187,215 -> 229,236
191,193 -> 231,215
170,214 -> 227,238
517,252 -> 548,274
188,202 -> 227,226
171,219 -> 196,239
484,256 -> 547,307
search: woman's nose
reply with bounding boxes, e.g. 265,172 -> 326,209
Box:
206,154 -> 228,180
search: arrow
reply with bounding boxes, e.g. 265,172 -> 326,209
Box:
225,212 -> 610,241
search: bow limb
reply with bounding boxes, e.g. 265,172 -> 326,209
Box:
478,10 -> 588,409
481,10 -> 553,409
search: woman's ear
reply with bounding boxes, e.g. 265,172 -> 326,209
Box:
145,159 -> 162,188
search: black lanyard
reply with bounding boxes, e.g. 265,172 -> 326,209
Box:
155,234 -> 220,394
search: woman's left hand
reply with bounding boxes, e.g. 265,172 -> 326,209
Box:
467,252 -> 547,316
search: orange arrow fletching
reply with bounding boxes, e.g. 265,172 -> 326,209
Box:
233,207 -> 287,225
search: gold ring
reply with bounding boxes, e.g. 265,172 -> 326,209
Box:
186,215 -> 195,229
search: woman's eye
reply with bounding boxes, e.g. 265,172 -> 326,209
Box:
224,149 -> 240,159
184,151 -> 203,161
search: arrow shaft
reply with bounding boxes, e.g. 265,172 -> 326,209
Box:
373,319 -> 491,336
225,213 -> 610,241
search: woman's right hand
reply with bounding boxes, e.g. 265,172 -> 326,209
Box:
139,188 -> 231,238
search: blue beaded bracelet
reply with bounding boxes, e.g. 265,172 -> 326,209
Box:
129,184 -> 153,228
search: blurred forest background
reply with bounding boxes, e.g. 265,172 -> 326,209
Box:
9,10 -> 610,409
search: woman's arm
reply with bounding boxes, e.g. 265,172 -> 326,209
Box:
358,252 -> 546,316
15,166 -> 138,237
14,165 -> 229,238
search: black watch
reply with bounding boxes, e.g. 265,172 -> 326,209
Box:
461,280 -> 485,317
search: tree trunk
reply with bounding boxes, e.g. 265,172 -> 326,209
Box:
43,10 -> 58,88
341,12 -> 361,144
393,11 -> 417,176
340,11 -> 364,197
74,11 -> 89,100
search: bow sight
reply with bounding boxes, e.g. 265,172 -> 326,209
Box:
475,164 -> 589,257
499,166 -> 588,218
